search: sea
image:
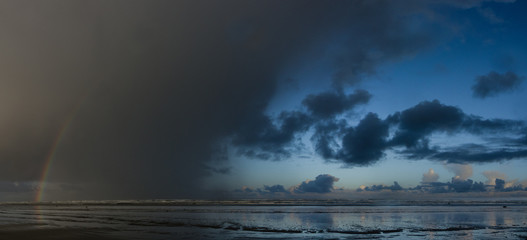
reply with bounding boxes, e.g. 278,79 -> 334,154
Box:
1,199 -> 527,239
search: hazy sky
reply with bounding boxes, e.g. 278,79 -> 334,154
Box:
1,0 -> 527,201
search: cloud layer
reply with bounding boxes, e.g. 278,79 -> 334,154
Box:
239,98 -> 527,167
234,169 -> 527,198
0,0 -> 523,200
472,71 -> 524,98
1,0 -> 442,200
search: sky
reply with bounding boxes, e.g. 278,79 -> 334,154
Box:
1,0 -> 527,201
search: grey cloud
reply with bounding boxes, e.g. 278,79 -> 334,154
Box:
234,186 -> 255,193
302,90 -> 371,119
235,185 -> 289,195
358,181 -> 403,192
311,120 -> 348,160
232,89 -> 372,160
204,165 -> 231,175
472,71 -> 524,98
336,113 -> 389,166
233,111 -> 313,160
0,0 -> 519,201
316,100 -> 527,166
0,181 -> 37,193
462,116 -> 525,135
413,178 -> 486,193
388,100 -> 465,148
449,178 -> 486,193
495,178 -> 506,190
234,175 -> 338,195
428,148 -> 527,164
293,174 -> 340,193
263,185 -> 289,193
493,178 -> 526,191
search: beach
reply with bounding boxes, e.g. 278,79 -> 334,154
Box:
1,200 -> 527,239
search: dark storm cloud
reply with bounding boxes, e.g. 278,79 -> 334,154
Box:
311,120 -> 348,159
302,90 -> 371,119
472,71 -> 525,98
232,111 -> 313,160
388,101 -> 527,164
0,0 -> 518,200
204,165 -> 231,175
388,100 -> 465,148
335,113 -> 389,166
293,174 -> 339,193
0,182 -> 37,193
6,0 -> 428,199
312,100 -> 527,166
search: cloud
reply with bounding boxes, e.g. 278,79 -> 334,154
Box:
427,148 -> 527,164
389,101 -> 527,164
444,164 -> 473,180
449,178 -> 486,192
234,186 -> 255,193
492,178 -> 524,191
302,90 -> 371,119
483,170 -> 507,185
335,113 -> 389,166
472,71 -> 525,98
481,171 -> 527,192
0,181 -> 37,193
263,185 -> 289,193
232,111 -> 313,160
357,181 -> 403,192
422,168 -> 440,183
311,120 -> 348,159
495,178 -> 506,190
311,100 -> 527,166
293,174 -> 340,193
233,174 -> 340,196
232,170 -> 527,198
388,100 -> 465,148
0,0 -> 521,200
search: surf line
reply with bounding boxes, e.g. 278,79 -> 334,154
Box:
34,94 -> 89,202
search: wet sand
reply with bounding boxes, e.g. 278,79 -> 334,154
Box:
2,200 -> 527,239
0,225 -> 123,240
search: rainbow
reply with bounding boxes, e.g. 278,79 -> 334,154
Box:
34,92 -> 90,202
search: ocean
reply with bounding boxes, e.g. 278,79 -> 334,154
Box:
1,199 -> 526,239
